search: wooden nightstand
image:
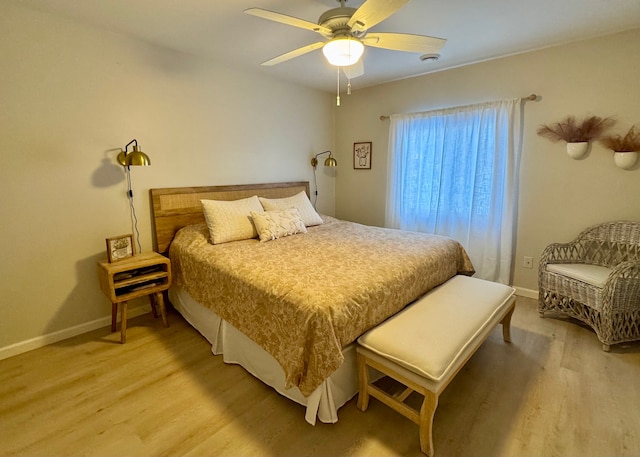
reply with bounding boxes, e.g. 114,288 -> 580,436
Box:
97,251 -> 172,343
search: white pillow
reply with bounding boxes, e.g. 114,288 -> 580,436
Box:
201,196 -> 263,244
259,191 -> 323,227
251,208 -> 307,242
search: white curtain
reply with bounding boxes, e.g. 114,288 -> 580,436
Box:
385,99 -> 522,284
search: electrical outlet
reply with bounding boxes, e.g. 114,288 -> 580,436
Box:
523,256 -> 533,269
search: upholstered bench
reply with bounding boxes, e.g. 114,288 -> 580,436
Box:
356,275 -> 516,456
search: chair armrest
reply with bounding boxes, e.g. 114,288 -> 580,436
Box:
539,241 -> 583,268
610,261 -> 640,278
602,261 -> 640,314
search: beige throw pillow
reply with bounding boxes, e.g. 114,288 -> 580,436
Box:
251,208 -> 307,242
201,195 -> 263,244
259,191 -> 323,227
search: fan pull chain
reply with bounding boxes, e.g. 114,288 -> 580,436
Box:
336,67 -> 341,106
347,79 -> 352,95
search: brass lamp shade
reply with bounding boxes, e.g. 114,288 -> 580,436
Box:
324,156 -> 337,167
117,139 -> 151,167
311,150 -> 337,168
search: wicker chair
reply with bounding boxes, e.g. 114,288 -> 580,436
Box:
538,220 -> 640,351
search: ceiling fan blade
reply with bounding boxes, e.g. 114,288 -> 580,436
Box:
363,32 -> 446,54
348,0 -> 410,33
261,41 -> 326,66
342,59 -> 364,79
244,8 -> 333,38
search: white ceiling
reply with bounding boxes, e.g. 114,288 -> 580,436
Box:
16,0 -> 640,93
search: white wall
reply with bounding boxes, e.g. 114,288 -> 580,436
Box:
0,3 -> 334,353
334,28 -> 640,293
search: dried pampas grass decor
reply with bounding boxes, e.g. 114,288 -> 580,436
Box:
600,125 -> 640,152
537,115 -> 616,143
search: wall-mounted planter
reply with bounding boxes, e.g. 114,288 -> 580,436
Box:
613,151 -> 638,170
566,142 -> 589,159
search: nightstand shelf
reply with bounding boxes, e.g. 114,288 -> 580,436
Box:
98,251 -> 172,343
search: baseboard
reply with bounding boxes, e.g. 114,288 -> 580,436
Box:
0,304 -> 151,361
515,287 -> 538,299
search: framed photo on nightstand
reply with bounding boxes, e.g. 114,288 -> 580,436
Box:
106,234 -> 134,263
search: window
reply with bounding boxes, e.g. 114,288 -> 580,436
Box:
386,99 -> 522,283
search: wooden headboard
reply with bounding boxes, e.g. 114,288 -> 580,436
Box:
149,181 -> 310,254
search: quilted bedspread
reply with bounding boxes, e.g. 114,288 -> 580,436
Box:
169,216 -> 474,396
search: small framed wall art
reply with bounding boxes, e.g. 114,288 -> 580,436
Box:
353,142 -> 372,169
106,234 -> 134,262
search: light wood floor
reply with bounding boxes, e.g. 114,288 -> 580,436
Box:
1,297 -> 639,457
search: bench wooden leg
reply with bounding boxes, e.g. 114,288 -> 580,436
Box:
500,301 -> 516,343
356,352 -> 370,412
419,391 -> 438,457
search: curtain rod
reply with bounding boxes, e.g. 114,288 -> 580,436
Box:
379,94 -> 539,121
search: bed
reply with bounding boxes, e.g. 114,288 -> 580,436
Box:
150,181 -> 474,424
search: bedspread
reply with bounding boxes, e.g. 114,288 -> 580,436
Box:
169,216 -> 474,396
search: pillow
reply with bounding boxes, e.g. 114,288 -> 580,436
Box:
259,191 -> 324,227
201,196 -> 263,244
251,208 -> 307,242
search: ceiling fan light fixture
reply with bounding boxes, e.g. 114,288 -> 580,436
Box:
322,37 -> 364,67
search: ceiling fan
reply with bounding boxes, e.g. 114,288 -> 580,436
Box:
244,0 -> 446,79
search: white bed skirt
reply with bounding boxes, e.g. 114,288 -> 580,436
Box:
169,286 -> 361,425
